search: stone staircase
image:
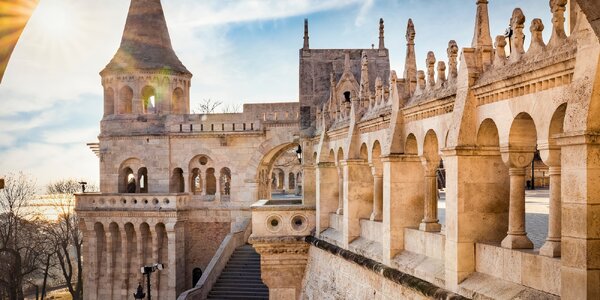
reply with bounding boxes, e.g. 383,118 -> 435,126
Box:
207,244 -> 269,299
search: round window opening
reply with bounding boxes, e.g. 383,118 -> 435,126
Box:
266,215 -> 282,233
291,215 -> 308,232
199,156 -> 208,165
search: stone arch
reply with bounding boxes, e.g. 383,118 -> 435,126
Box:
477,118 -> 500,147
405,133 -> 418,155
371,140 -> 382,167
172,87 -> 184,114
119,85 -> 133,114
170,168 -> 184,193
508,112 -> 538,150
138,167 -> 148,193
118,158 -> 144,193
192,268 -> 203,287
336,147 -> 344,163
288,172 -> 295,190
141,85 -> 156,114
256,142 -> 300,200
94,222 -> 106,296
548,103 -> 567,143
104,87 -> 114,116
422,130 -> 440,162
359,143 -> 368,160
139,223 -> 152,265
155,223 -> 168,298
190,168 -> 202,195
206,168 -> 216,195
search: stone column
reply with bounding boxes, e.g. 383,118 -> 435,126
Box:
558,133 -> 600,299
501,167 -> 534,249
202,170 -> 207,196
120,227 -> 130,299
316,162 -> 338,234
336,167 -> 344,214
215,176 -> 221,202
341,159 -> 373,247
182,171 -> 189,193
151,228 -> 158,299
540,166 -> 561,257
84,225 -> 98,300
382,155 -> 424,264
369,166 -> 383,221
302,164 -> 316,205
419,161 -> 441,232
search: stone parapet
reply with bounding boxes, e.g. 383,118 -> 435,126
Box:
75,193 -> 190,211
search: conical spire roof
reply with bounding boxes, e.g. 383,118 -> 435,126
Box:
102,0 -> 190,75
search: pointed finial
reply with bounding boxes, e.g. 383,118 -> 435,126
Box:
446,40 -> 459,79
406,19 -> 415,44
404,19 -> 417,95
437,61 -> 446,84
426,52 -> 436,86
528,18 -> 546,54
548,0 -> 567,48
494,35 -> 507,66
344,51 -> 351,73
379,18 -> 385,49
472,0 -> 492,49
417,70 -> 426,90
303,19 -> 309,50
509,8 -> 526,62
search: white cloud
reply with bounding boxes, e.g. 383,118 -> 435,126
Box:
354,0 -> 375,27
41,126 -> 99,145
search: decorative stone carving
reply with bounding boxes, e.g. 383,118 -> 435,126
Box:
404,19 -> 417,94
509,8 -> 526,62
528,18 -> 546,54
436,61 -> 446,86
494,35 -> 507,66
417,70 -> 426,91
378,18 -> 385,50
426,52 -> 436,87
548,0 -> 567,48
447,40 -> 458,79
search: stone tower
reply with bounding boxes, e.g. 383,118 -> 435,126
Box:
100,0 -> 192,117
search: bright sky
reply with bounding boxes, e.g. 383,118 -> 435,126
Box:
0,0 -> 551,190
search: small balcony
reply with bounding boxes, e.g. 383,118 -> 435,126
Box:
75,193 -> 190,211
249,199 -> 315,240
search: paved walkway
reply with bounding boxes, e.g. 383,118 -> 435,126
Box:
438,188 -> 549,249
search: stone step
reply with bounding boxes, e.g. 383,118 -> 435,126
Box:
209,291 -> 269,297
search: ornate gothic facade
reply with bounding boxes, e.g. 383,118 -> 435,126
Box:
76,0 -> 600,299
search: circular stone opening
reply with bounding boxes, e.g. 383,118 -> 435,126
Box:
164,199 -> 170,204
291,215 -> 308,232
122,199 -> 127,204
199,156 -> 208,165
266,215 -> 282,233
133,199 -> 138,204
143,199 -> 149,204
153,198 -> 159,205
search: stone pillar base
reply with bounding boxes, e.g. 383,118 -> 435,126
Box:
539,240 -> 561,257
250,237 -> 310,300
336,208 -> 343,215
419,221 -> 441,232
500,234 -> 533,249
369,211 -> 382,221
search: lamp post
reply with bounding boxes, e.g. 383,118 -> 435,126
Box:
136,263 -> 163,300
78,181 -> 87,193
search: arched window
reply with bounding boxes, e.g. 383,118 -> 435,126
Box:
104,87 -> 114,116
289,173 -> 295,190
191,168 -> 202,195
142,85 -> 156,114
206,168 -> 216,195
192,268 -> 203,287
170,168 -> 184,193
138,167 -> 148,193
119,167 -> 135,193
119,86 -> 133,114
172,87 -> 184,114
220,168 -> 232,195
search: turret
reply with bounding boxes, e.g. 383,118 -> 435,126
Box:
100,0 -> 192,117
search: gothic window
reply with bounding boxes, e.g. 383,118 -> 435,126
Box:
170,168 -> 184,193
206,168 -> 216,195
138,167 -> 148,193
142,85 -> 156,114
104,87 -> 114,116
191,168 -> 202,195
289,172 -> 295,190
220,168 -> 232,195
172,87 -> 184,114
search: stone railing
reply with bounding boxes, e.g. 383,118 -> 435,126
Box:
249,200 -> 315,238
75,193 -> 190,211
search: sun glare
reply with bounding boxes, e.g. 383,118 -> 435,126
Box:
39,4 -> 72,38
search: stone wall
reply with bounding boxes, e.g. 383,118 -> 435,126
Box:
301,246 -> 430,300
184,221 -> 230,290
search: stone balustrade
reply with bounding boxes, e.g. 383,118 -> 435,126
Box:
75,193 -> 190,211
